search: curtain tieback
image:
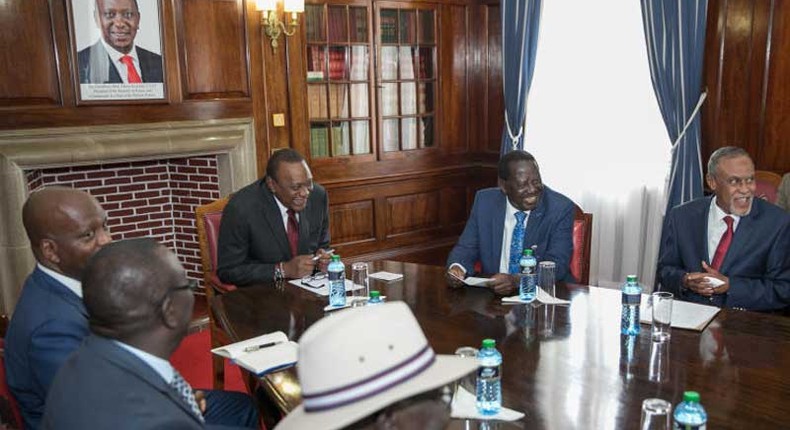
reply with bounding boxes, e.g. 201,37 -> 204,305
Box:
670,91 -> 707,151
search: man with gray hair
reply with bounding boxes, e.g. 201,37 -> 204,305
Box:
658,146 -> 790,311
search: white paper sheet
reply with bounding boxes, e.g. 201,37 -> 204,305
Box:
464,277 -> 493,287
451,386 -> 524,421
640,298 -> 720,331
502,287 -> 570,305
368,271 -> 403,281
289,279 -> 358,297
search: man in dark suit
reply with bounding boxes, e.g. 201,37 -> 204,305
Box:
446,150 -> 575,295
78,0 -> 163,84
658,147 -> 790,311
4,187 -> 112,429
43,239 -> 255,429
218,149 -> 332,286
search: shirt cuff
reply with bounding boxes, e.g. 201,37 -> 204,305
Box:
449,263 -> 467,276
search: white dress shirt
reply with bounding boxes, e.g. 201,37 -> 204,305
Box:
114,340 -> 174,384
38,263 -> 82,298
274,195 -> 299,232
707,197 -> 740,263
100,39 -> 142,84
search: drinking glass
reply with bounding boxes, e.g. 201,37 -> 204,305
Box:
640,398 -> 672,430
351,262 -> 369,302
538,261 -> 556,297
453,346 -> 478,394
649,340 -> 670,382
651,292 -> 673,342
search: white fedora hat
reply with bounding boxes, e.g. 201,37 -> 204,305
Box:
275,301 -> 478,430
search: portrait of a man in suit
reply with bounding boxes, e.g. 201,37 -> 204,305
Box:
77,0 -> 163,85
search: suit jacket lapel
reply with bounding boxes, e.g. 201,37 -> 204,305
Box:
698,198 -> 714,265
524,192 -> 547,248
88,335 -> 203,425
491,193 -> 506,266
261,185 -> 292,257
298,200 -> 312,255
720,202 -> 759,272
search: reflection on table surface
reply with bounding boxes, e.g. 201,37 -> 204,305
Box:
216,261 -> 790,429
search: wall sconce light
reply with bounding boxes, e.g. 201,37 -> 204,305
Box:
256,0 -> 304,49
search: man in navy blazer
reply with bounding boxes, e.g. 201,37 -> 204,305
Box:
447,150 -> 575,295
658,147 -> 790,311
43,239 -> 253,429
4,187 -> 112,429
218,149 -> 332,286
77,0 -> 163,84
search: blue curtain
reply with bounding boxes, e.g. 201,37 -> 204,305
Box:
500,0 -> 543,156
640,0 -> 708,211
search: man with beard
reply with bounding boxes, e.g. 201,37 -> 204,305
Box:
658,147 -> 790,311
446,150 -> 575,296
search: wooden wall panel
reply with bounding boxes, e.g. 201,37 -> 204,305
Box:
0,0 -> 60,107
439,4 -> 469,154
386,191 -> 440,236
703,0 -> 790,173
484,3 -> 502,154
440,185 -> 467,226
329,200 -> 375,245
179,0 -> 250,99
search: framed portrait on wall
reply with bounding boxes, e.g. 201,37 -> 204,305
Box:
69,0 -> 166,103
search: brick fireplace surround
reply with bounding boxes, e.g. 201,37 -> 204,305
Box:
0,119 -> 257,315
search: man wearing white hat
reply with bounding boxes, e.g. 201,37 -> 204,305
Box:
275,302 -> 478,430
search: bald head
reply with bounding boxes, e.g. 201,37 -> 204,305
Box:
83,239 -> 194,353
22,187 -> 112,280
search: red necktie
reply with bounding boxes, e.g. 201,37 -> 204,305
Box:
120,55 -> 142,83
286,209 -> 299,258
711,216 -> 734,270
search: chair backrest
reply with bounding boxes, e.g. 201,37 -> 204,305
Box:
195,197 -> 236,297
570,206 -> 593,285
0,315 -> 23,429
755,170 -> 782,203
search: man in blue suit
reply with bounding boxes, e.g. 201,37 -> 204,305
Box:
43,238 -> 253,429
658,147 -> 790,311
4,187 -> 112,429
447,150 -> 575,295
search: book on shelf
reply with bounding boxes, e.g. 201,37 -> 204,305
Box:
310,126 -> 329,158
211,331 -> 297,376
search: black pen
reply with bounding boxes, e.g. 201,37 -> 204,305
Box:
312,248 -> 335,261
243,341 -> 283,352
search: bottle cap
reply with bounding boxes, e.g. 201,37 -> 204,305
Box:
331,255 -> 340,262
522,249 -> 533,256
682,391 -> 700,403
370,290 -> 380,298
481,338 -> 495,349
626,275 -> 638,283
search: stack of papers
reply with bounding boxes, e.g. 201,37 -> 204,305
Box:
502,287 -> 570,305
640,298 -> 720,331
211,331 -> 297,376
289,279 -> 358,296
368,271 -> 403,281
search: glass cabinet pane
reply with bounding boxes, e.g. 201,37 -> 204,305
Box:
381,47 -> 398,80
310,123 -> 330,158
418,10 -> 434,44
328,6 -> 348,43
306,5 -> 326,42
350,7 -> 368,43
380,9 -> 398,44
399,10 -> 416,44
381,83 -> 398,116
420,117 -> 434,147
418,82 -> 433,113
399,47 -> 414,79
400,82 -> 416,115
306,46 -> 327,82
308,85 -> 328,119
331,122 -> 351,156
328,47 -> 348,80
382,119 -> 399,152
329,84 -> 349,118
351,121 -> 370,154
417,47 -> 433,78
349,46 -> 368,81
350,84 -> 369,117
401,118 -> 417,150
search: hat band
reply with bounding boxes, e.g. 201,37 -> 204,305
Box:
302,344 -> 436,412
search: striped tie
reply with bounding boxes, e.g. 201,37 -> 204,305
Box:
508,211 -> 527,274
170,369 -> 205,423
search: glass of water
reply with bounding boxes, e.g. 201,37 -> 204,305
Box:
640,398 -> 672,430
453,346 -> 479,394
538,261 -> 556,297
351,262 -> 369,302
651,292 -> 673,342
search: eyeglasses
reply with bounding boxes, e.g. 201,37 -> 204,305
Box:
300,272 -> 327,288
722,176 -> 755,187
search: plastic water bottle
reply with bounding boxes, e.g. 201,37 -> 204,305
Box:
519,249 -> 537,302
673,391 -> 707,429
476,338 -> 502,415
327,255 -> 346,307
367,290 -> 383,305
620,275 -> 642,335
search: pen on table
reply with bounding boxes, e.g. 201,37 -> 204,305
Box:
243,341 -> 283,352
312,248 -> 335,261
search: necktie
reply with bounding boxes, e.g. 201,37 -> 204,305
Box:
120,55 -> 142,83
711,216 -> 734,270
169,370 -> 205,423
508,211 -> 527,274
287,209 -> 299,257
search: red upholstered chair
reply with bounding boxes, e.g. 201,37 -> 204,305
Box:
1,315 -> 23,429
570,206 -> 593,285
755,170 -> 782,203
195,197 -> 236,390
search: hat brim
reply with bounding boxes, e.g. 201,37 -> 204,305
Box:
275,354 -> 478,430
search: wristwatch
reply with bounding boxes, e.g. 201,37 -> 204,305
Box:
274,263 -> 285,282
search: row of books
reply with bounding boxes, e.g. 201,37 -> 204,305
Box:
310,125 -> 350,158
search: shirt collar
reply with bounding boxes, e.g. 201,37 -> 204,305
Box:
505,198 -> 531,218
100,39 -> 139,64
113,340 -> 174,383
37,263 -> 82,298
273,194 -> 290,217
710,196 -> 741,224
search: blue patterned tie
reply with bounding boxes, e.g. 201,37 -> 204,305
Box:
170,369 -> 205,423
508,211 -> 527,274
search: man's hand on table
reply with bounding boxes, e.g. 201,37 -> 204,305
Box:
283,255 -> 316,279
489,273 -> 518,296
683,261 -> 730,296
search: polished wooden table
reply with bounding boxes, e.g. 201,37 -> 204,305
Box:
214,261 -> 790,429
